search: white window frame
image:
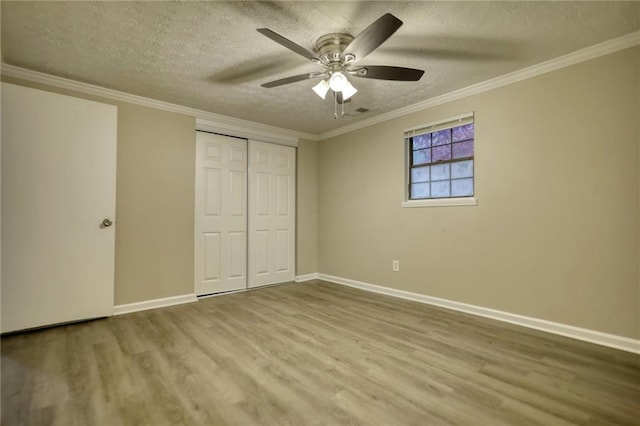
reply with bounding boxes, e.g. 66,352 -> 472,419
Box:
402,112 -> 478,208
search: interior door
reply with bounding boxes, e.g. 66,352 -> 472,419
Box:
195,132 -> 247,295
248,140 -> 296,288
1,83 -> 117,333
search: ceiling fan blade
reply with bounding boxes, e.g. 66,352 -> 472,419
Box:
257,28 -> 318,61
210,55 -> 304,84
352,66 -> 424,81
261,73 -> 322,88
343,13 -> 403,62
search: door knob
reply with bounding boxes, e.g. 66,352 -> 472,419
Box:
101,218 -> 113,227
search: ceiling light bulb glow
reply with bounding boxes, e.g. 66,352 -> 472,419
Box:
312,80 -> 330,99
329,72 -> 347,92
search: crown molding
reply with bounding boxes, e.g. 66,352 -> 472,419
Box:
3,30 -> 638,143
319,30 -> 640,140
0,63 -> 319,142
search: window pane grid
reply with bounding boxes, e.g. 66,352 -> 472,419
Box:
410,141 -> 474,167
408,123 -> 474,200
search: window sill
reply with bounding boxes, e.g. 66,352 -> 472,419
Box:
401,197 -> 477,208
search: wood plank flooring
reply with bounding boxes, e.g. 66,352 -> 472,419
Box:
2,280 -> 639,425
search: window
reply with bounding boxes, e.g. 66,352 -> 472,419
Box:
404,113 -> 476,207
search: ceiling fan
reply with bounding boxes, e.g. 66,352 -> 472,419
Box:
257,13 -> 424,117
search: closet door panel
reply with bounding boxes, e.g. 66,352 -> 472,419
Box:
248,140 -> 296,288
195,132 -> 247,295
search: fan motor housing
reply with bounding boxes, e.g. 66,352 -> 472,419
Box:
315,33 -> 354,63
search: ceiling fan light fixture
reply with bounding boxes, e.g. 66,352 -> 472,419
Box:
312,79 -> 330,99
329,71 -> 347,92
256,13 -> 423,119
342,80 -> 358,100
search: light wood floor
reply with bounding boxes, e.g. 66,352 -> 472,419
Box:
2,280 -> 639,425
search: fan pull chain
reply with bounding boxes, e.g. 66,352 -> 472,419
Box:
333,92 -> 338,120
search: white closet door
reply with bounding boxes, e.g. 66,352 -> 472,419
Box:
248,140 -> 296,288
1,83 -> 117,333
195,132 -> 247,295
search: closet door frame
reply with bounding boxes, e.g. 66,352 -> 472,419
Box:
194,132 -> 297,295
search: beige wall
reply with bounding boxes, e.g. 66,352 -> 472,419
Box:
114,104 -> 195,304
296,138 -> 318,275
2,77 -> 317,305
2,76 -> 197,305
2,75 -> 320,305
318,47 -> 640,339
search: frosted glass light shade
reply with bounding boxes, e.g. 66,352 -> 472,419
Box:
329,72 -> 347,91
342,80 -> 358,100
312,80 -> 330,99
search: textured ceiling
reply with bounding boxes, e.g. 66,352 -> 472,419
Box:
2,1 -> 638,135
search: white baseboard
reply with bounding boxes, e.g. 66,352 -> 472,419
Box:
316,273 -> 640,354
113,293 -> 197,316
295,273 -> 319,283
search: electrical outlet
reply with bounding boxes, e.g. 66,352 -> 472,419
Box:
392,260 -> 399,272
